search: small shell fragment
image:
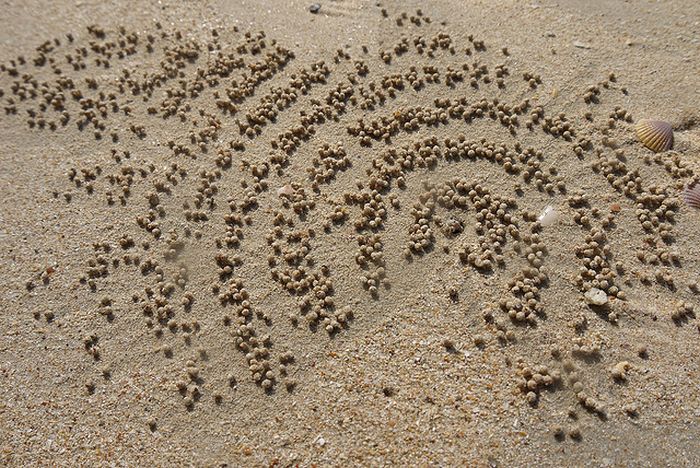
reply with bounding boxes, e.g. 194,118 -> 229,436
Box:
537,205 -> 560,227
611,361 -> 631,381
635,119 -> 673,152
682,182 -> 700,210
584,288 -> 608,306
277,184 -> 294,197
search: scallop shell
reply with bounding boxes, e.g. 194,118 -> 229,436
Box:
635,119 -> 673,152
682,182 -> 700,210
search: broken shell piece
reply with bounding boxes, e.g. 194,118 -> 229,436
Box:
682,182 -> 700,210
538,205 -> 560,227
277,184 -> 294,197
584,288 -> 608,306
610,361 -> 631,381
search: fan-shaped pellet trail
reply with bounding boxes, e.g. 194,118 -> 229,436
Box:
1,2 -> 699,466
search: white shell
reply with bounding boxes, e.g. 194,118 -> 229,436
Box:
537,205 -> 559,227
277,184 -> 294,197
584,288 -> 608,306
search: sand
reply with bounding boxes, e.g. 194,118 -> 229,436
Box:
1,0 -> 699,466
